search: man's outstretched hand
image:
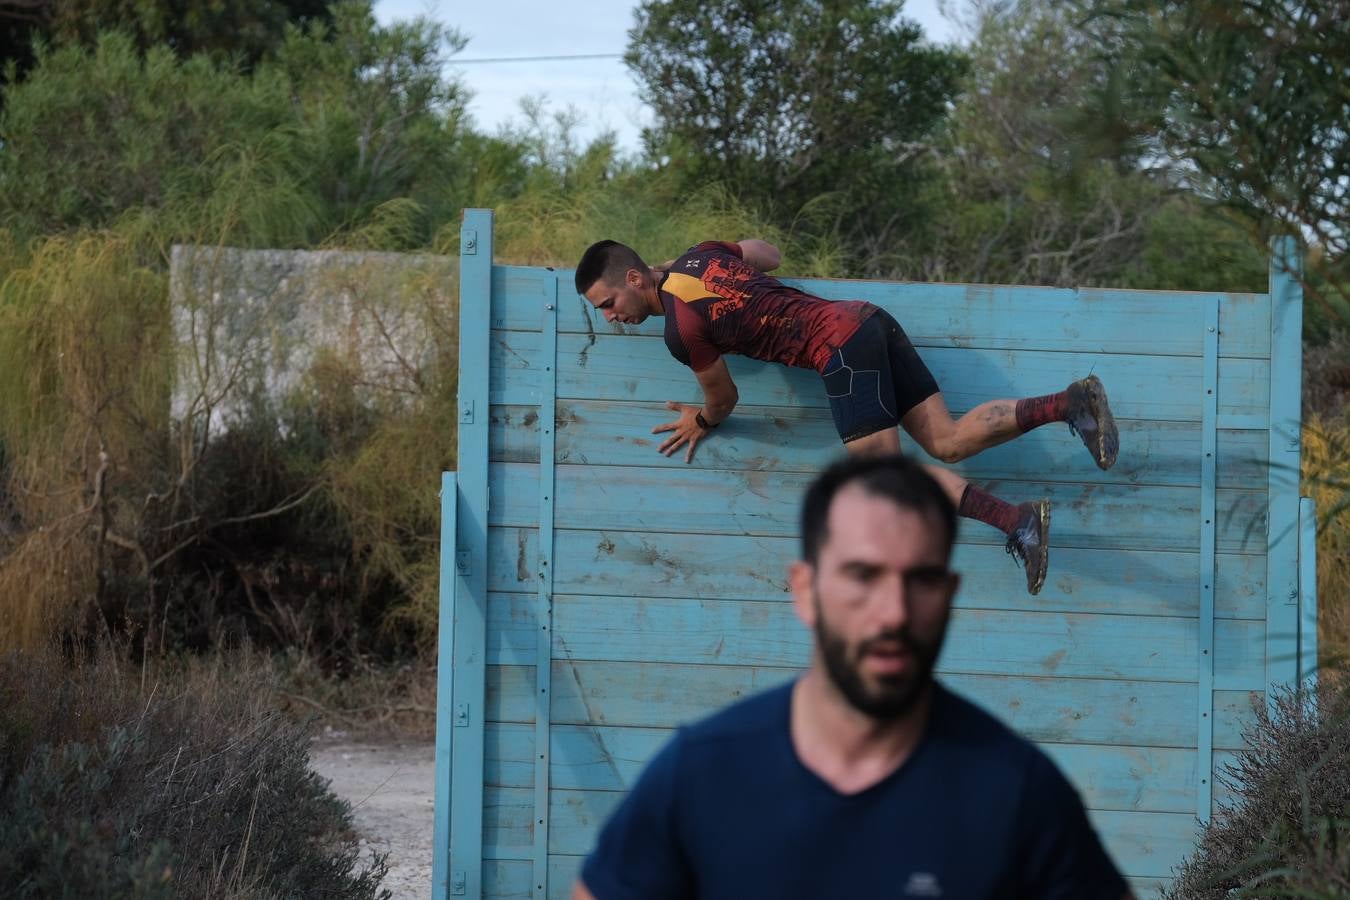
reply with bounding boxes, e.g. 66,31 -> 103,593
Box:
653,401 -> 711,463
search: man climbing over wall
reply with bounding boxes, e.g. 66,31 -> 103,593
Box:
571,454 -> 1133,899
573,238 -> 1120,596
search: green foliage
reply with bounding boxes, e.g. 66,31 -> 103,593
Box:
1077,0 -> 1350,322
896,1 -> 1267,292
0,641 -> 389,898
0,0 -> 329,121
627,0 -> 966,252
0,1 -> 472,247
1120,199 -> 1267,293
272,1 -> 471,235
0,33 -> 296,237
42,0 -> 332,68
1163,681 -> 1350,899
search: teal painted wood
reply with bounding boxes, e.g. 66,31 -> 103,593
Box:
482,857 -> 584,900
440,219 -> 1305,892
490,269 -> 1273,359
487,526 -> 1267,619
1197,298 -> 1219,821
450,211 -> 494,898
432,472 -> 458,900
475,785 -> 1196,878
1300,496 -> 1318,690
484,661 -> 1262,749
1266,237 -> 1304,710
490,331 -> 1273,422
491,400 -> 1272,488
482,591 -> 1267,688
489,463 -> 1269,554
531,277 -> 558,897
483,720 -> 1210,814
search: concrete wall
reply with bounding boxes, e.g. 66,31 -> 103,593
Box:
169,244 -> 456,433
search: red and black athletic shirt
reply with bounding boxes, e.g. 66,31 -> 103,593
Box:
659,241 -> 877,374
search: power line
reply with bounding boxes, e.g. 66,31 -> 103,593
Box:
449,52 -> 624,65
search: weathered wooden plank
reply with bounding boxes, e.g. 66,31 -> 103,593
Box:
490,331 -> 1271,421
491,401 -> 1271,490
1042,742 -> 1203,815
480,786 -> 1194,878
485,723 -> 666,792
489,527 -> 1267,620
451,210 -> 494,900
483,859 -> 531,899
492,268 -> 1271,358
1090,809 -> 1200,879
486,662 -> 1260,750
490,463 -> 1270,554
1215,690 -> 1262,750
548,856 -> 583,900
485,592 -> 1266,688
481,857 -> 585,900
486,721 -> 1206,814
1267,238 -> 1304,709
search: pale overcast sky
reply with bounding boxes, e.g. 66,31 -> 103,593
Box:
374,0 -> 964,152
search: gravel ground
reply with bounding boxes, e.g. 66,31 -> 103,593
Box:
310,740 -> 437,900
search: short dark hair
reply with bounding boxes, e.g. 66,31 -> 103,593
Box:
800,454 -> 958,564
575,240 -> 647,295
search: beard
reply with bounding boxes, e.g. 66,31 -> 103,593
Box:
813,594 -> 947,721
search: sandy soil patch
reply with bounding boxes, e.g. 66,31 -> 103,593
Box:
311,740 -> 436,900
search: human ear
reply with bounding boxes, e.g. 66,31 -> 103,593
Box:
789,561 -> 816,628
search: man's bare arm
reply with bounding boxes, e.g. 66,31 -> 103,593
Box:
737,239 -> 781,272
571,880 -> 596,900
695,358 -> 739,424
652,359 -> 739,463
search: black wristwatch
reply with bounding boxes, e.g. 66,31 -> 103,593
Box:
696,411 -> 718,430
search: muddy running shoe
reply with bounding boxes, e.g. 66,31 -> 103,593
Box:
1005,499 -> 1050,595
1065,375 -> 1119,470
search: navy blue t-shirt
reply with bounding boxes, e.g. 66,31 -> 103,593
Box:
581,680 -> 1128,900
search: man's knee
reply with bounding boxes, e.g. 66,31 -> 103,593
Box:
923,433 -> 968,464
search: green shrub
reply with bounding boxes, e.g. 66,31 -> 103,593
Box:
1163,681 -> 1350,898
0,643 -> 389,899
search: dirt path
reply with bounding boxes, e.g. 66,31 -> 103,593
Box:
310,740 -> 437,900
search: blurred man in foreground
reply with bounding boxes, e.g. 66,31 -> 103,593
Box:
573,454 -> 1133,900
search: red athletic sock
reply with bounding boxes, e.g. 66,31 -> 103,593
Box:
1014,390 -> 1068,433
958,484 -> 1021,535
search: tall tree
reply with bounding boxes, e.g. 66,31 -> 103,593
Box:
1077,0 -> 1350,322
0,1 -> 470,243
626,0 -> 966,248
896,0 -> 1264,291
0,0 -> 333,119
2,0 -> 331,72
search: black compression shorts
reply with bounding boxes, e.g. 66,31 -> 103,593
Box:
821,309 -> 939,443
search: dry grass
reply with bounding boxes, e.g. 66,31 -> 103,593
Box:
0,232 -> 169,654
272,649 -> 438,740
1303,414 -> 1350,664
0,640 -> 389,898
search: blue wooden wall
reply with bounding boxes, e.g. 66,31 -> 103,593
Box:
434,209 -> 1315,899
